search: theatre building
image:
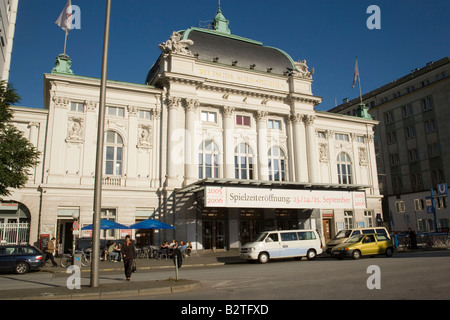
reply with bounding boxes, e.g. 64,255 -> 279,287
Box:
4,8 -> 382,251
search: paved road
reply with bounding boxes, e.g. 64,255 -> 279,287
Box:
1,250 -> 449,300
130,250 -> 450,300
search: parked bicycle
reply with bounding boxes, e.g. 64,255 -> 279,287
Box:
60,248 -> 91,268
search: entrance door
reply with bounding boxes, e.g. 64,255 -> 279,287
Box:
203,220 -> 225,250
57,220 -> 73,254
323,219 -> 332,244
240,220 -> 262,245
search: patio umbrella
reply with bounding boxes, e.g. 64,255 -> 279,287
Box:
81,219 -> 130,230
129,218 -> 175,230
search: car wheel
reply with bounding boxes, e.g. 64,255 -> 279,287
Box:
15,262 -> 29,274
352,250 -> 361,260
258,252 -> 269,264
306,249 -> 317,261
386,247 -> 394,257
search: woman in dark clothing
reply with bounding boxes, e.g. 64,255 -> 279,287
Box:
121,235 -> 136,281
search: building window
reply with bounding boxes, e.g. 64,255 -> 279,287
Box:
236,115 -> 251,126
268,146 -> 286,181
364,211 -> 374,228
414,199 -> 425,211
402,104 -> 413,117
139,110 -> 151,120
344,211 -> 354,229
408,149 -> 418,162
105,131 -> 123,176
70,102 -> 84,112
198,140 -> 219,179
268,119 -> 281,130
201,111 -> 217,123
317,131 -> 327,139
421,96 -> 434,111
395,201 -> 406,213
335,133 -> 349,142
425,119 -> 436,133
107,106 -> 125,117
235,143 -> 254,180
405,125 -> 416,139
387,132 -> 397,145
337,152 -> 352,184
384,111 -> 394,123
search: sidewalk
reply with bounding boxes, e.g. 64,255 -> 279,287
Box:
0,250 -> 242,300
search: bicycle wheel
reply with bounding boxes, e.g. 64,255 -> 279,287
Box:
60,256 -> 72,268
81,253 -> 91,267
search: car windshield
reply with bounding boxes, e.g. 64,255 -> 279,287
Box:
345,234 -> 365,243
335,229 -> 352,239
254,232 -> 269,242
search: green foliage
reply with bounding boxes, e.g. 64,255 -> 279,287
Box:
0,81 -> 41,197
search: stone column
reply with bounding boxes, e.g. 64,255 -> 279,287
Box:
304,114 -> 319,183
256,111 -> 269,181
222,106 -> 235,179
184,98 -> 199,186
291,113 -> 308,182
166,96 -> 181,186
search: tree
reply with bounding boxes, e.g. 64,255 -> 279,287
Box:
0,81 -> 40,197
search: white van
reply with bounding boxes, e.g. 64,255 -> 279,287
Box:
240,229 -> 323,263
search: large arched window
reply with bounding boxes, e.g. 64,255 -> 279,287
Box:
337,152 -> 352,184
198,140 -> 219,179
105,131 -> 123,176
268,146 -> 286,181
235,143 -> 254,180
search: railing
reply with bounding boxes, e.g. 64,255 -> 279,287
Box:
102,176 -> 123,186
0,223 -> 30,245
394,232 -> 450,251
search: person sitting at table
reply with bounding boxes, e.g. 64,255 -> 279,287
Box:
108,241 -> 119,262
186,242 -> 192,256
158,241 -> 170,258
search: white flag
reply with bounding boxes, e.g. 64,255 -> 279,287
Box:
55,0 -> 73,33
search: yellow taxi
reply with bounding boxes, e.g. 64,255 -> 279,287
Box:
331,233 -> 394,260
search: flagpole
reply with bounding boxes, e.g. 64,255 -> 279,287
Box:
63,30 -> 68,55
358,66 -> 363,105
91,0 -> 112,288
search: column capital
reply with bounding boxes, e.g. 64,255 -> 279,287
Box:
222,106 -> 235,118
255,110 -> 268,123
183,98 -> 200,111
167,96 -> 182,110
302,114 -> 316,126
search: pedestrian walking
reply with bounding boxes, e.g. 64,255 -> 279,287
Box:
44,237 -> 58,267
407,228 -> 418,250
121,235 -> 136,281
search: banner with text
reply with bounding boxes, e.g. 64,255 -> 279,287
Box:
205,186 -> 366,210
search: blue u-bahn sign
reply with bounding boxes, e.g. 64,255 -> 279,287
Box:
437,183 -> 448,197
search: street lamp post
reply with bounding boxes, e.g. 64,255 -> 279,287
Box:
91,0 -> 112,288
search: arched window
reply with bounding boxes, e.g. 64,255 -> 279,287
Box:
337,152 -> 352,184
198,140 -> 219,179
235,143 -> 254,180
105,131 -> 123,176
268,146 -> 286,181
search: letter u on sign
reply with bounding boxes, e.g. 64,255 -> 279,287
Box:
437,183 -> 448,196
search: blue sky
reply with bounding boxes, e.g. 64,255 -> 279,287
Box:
8,0 -> 450,111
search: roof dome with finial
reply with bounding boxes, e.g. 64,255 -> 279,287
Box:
146,3 -> 298,84
178,4 -> 296,76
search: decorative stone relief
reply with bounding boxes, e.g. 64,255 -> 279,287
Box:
127,106 -> 138,117
359,147 -> 368,165
137,124 -> 152,148
319,143 -> 330,162
222,106 -> 235,118
66,117 -> 84,143
167,97 -> 181,110
86,100 -> 97,112
302,114 -> 316,126
159,31 -> 194,56
184,99 -> 200,111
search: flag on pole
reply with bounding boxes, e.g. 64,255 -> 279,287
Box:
352,57 -> 359,88
55,0 -> 73,33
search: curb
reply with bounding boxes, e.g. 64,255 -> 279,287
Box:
8,281 -> 202,300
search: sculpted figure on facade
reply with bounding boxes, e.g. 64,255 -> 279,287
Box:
159,31 -> 194,56
138,125 -> 152,147
67,117 -> 84,142
293,59 -> 315,79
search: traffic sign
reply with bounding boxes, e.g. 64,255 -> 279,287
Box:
437,183 -> 448,197
73,221 -> 79,231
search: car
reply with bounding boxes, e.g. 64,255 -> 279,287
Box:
240,229 -> 323,263
325,227 -> 390,254
0,245 -> 44,274
331,233 -> 394,260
